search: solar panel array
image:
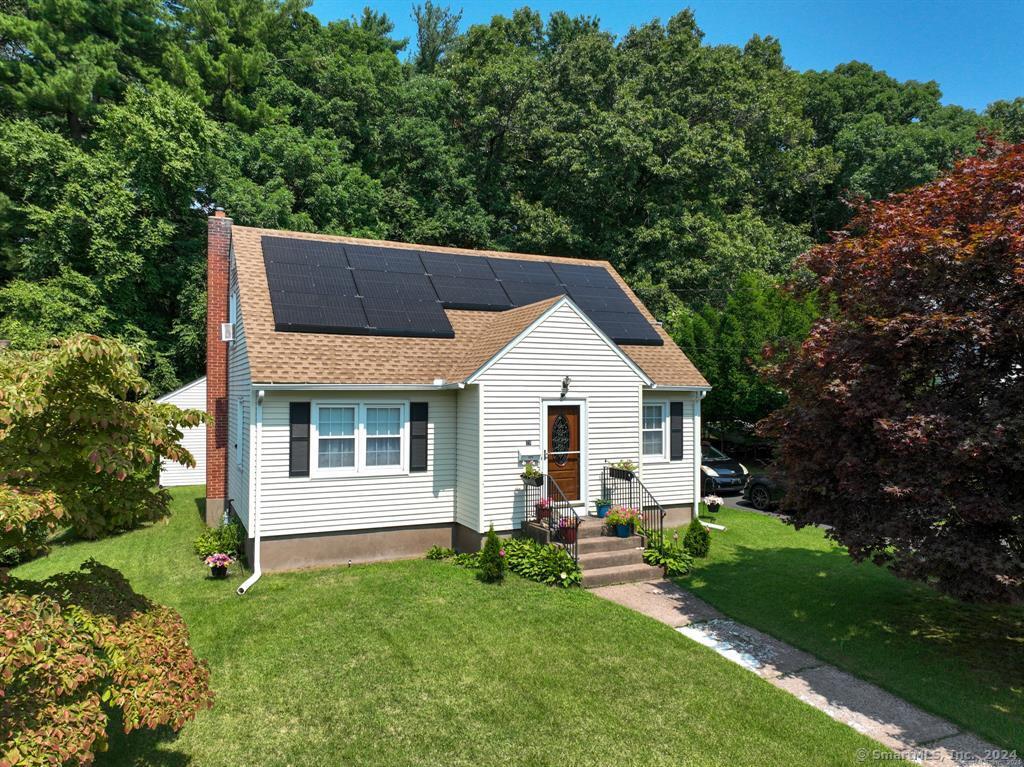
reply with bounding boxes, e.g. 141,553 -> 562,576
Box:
261,236 -> 663,345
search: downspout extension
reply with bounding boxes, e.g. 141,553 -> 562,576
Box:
238,388 -> 264,595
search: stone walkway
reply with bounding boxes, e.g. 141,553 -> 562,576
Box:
592,579 -> 1021,767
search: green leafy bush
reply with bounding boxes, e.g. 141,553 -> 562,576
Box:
503,538 -> 582,587
452,551 -> 480,568
194,521 -> 243,559
644,541 -> 694,576
683,518 -> 711,559
426,545 -> 455,560
478,526 -> 506,583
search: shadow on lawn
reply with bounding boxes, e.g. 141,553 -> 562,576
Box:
676,543 -> 1024,745
97,711 -> 191,767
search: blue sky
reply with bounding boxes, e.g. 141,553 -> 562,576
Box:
310,0 -> 1023,112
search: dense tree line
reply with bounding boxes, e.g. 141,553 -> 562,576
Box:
1,0 -> 1019,417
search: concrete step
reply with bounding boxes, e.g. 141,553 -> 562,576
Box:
576,519 -> 608,539
579,547 -> 644,570
577,535 -> 643,554
582,562 -> 660,588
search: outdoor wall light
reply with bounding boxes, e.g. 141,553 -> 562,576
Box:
561,376 -> 571,398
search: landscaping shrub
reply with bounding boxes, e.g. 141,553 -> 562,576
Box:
426,545 -> 454,560
478,525 -> 506,583
194,521 -> 243,559
683,518 -> 711,558
643,540 -> 694,576
502,538 -> 582,587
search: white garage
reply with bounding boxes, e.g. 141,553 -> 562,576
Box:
157,376 -> 207,487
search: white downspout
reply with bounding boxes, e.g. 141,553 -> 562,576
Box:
692,391 -> 705,520
237,388 -> 264,595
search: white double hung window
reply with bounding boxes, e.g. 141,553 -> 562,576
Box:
312,402 -> 407,477
642,403 -> 667,460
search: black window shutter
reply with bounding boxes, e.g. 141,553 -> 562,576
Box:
410,402 -> 428,472
289,402 -> 311,477
670,402 -> 685,462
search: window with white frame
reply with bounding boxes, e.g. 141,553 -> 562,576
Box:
317,405 -> 356,470
312,402 -> 407,476
365,406 -> 402,467
642,403 -> 666,459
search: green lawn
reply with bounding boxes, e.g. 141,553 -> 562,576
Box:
674,507 -> 1024,752
13,487 -> 884,766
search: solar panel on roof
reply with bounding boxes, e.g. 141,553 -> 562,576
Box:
352,269 -> 438,302
344,244 -> 424,273
421,252 -> 496,280
431,274 -> 512,310
363,300 -> 454,338
550,262 -> 619,289
261,236 -> 661,344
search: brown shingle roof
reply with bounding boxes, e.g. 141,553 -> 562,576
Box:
231,225 -> 709,388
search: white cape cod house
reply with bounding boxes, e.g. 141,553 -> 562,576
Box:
204,212 -> 709,577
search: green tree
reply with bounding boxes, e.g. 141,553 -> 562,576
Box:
412,1 -> 462,74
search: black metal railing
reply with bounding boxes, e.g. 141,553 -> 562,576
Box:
602,465 -> 665,549
522,474 -> 579,563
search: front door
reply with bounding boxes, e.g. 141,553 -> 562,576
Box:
546,404 -> 581,501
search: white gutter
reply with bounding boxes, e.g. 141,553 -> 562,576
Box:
649,384 -> 713,391
237,388 -> 265,595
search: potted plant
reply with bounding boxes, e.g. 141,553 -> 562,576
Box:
608,459 -> 637,481
594,497 -> 612,518
606,505 -> 640,538
535,496 -> 552,521
521,460 -> 544,487
205,552 -> 234,579
701,495 -> 723,515
557,516 -> 581,544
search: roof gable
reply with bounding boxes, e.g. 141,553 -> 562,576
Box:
463,297 -> 653,386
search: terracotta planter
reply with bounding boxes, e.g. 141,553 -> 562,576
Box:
535,504 -> 551,521
559,526 -> 578,544
210,565 -> 228,579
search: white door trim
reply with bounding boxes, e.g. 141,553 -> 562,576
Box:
540,398 -> 587,512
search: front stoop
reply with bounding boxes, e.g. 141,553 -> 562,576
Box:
523,516 -> 662,587
576,518 -> 660,587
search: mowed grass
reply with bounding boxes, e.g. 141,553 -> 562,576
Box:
674,507 -> 1024,752
13,487 -> 883,766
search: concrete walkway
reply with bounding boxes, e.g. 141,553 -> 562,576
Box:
592,579 -> 1021,767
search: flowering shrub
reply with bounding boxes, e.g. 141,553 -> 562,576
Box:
605,505 -> 640,528
204,552 -> 234,568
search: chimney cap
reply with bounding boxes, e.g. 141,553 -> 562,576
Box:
213,207 -> 226,218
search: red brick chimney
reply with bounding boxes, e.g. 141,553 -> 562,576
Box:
205,208 -> 232,526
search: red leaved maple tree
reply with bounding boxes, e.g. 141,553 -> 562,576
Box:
764,139 -> 1024,603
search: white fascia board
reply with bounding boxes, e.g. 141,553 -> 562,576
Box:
646,384 -> 712,392
155,376 -> 207,403
252,382 -> 462,391
464,296 -> 654,387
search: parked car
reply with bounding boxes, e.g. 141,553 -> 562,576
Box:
700,443 -> 750,495
742,473 -> 786,511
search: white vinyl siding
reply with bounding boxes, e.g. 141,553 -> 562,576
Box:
639,392 -> 698,506
227,260 -> 252,529
476,302 -> 646,531
257,390 -> 456,536
157,377 -> 206,487
455,385 -> 481,531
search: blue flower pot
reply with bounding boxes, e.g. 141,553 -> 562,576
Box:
596,503 -> 610,518
614,523 -> 631,538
